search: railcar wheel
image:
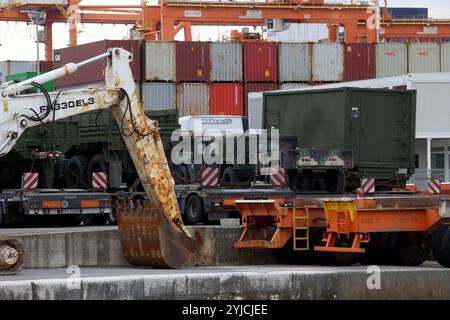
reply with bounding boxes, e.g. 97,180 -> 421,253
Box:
432,227 -> 450,268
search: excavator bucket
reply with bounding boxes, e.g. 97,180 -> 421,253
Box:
0,237 -> 25,275
117,200 -> 195,269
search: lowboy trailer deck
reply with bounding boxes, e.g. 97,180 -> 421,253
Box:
234,193 -> 450,268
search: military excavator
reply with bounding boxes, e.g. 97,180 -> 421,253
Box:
0,48 -> 195,274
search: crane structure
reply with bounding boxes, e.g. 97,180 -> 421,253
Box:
141,1 -> 450,43
1,1 -> 450,62
0,0 -> 142,61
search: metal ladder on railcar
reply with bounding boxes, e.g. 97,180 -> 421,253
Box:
293,207 -> 310,251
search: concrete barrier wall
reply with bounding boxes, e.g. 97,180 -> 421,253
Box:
13,226 -> 279,269
2,268 -> 450,300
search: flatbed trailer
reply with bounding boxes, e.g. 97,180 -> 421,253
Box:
0,189 -> 113,227
173,184 -> 296,225
233,192 -> 450,268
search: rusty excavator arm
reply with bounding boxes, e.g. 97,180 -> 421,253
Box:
0,48 -> 195,273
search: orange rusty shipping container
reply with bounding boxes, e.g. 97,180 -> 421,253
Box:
53,40 -> 141,88
244,83 -> 278,116
243,42 -> 277,83
344,43 -> 376,81
210,83 -> 243,116
176,41 -> 210,82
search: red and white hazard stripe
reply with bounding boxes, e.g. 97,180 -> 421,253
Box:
360,178 -> 375,194
269,167 -> 286,187
201,167 -> 219,187
356,188 -> 365,198
92,172 -> 108,189
22,172 -> 38,189
428,178 -> 441,194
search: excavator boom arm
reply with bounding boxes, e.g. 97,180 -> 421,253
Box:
0,48 -> 195,271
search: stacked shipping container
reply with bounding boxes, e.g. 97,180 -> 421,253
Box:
4,40 -> 450,119
243,42 -> 278,116
143,41 -> 177,113
209,42 -> 243,116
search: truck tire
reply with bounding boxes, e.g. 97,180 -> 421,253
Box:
432,227 -> 450,268
390,232 -> 430,266
222,167 -> 238,183
87,154 -> 107,188
107,206 -> 118,225
65,155 -> 89,189
185,195 -> 206,225
0,205 -> 4,227
328,171 -> 346,194
82,215 -> 107,226
59,215 -> 83,227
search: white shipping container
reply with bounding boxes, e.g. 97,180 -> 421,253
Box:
376,43 -> 408,78
177,83 -> 210,117
408,43 -> 440,73
145,41 -> 176,81
441,43 -> 450,72
248,92 -> 264,129
312,43 -> 343,82
279,43 -> 310,82
0,60 -> 38,84
210,42 -> 242,82
141,82 -> 176,111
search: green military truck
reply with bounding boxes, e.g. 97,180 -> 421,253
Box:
0,108 -> 179,191
262,87 -> 416,191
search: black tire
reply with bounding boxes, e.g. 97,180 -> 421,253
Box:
273,233 -> 316,265
329,171 -> 346,194
87,154 -> 107,188
358,233 -> 382,265
432,227 -> 450,268
185,195 -> 206,225
311,229 -> 334,266
222,167 -> 239,183
82,215 -> 107,226
390,232 -> 431,266
0,205 -> 4,227
375,232 -> 397,265
54,215 -> 82,227
312,178 -> 326,192
65,155 -> 89,189
106,206 -> 117,225
327,237 -> 358,266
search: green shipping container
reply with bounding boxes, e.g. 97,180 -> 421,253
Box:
263,87 -> 417,189
5,72 -> 55,94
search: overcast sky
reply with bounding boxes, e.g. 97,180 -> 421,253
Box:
0,0 -> 449,61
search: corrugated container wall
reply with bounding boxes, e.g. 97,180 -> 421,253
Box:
53,40 -> 141,88
408,43 -> 440,73
210,42 -> 242,82
145,41 -> 176,81
280,83 -> 309,90
176,42 -> 210,82
441,43 -> 450,72
0,60 -> 38,83
344,43 -> 375,81
312,43 -> 343,82
177,83 -> 210,117
244,83 -> 278,116
278,43 -> 310,82
243,42 -> 277,82
210,83 -> 243,116
376,43 -> 408,78
141,82 -> 176,111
